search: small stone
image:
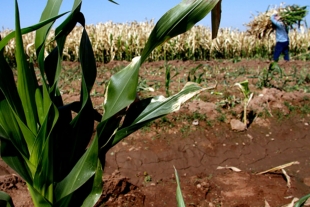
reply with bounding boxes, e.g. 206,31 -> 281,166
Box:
192,119 -> 199,125
230,119 -> 246,131
247,134 -> 253,139
305,123 -> 309,126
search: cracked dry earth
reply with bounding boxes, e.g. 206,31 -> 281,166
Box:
1,115 -> 310,207
0,59 -> 310,207
99,114 -> 310,207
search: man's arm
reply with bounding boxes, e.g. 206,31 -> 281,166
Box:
270,14 -> 282,28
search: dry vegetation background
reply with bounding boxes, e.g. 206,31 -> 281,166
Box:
1,20 -> 310,64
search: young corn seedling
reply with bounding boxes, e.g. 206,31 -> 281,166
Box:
165,63 -> 179,97
234,80 -> 253,126
187,64 -> 205,84
0,0 -> 220,206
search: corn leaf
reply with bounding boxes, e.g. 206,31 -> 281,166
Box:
50,8 -> 83,94
27,184 -> 52,207
97,113 -> 124,151
32,105 -> 59,201
55,135 -> 99,202
0,191 -> 14,207
61,27 -> 97,176
111,82 -> 206,146
54,2 -> 82,39
141,0 -> 219,62
294,194 -> 310,207
0,12 -> 68,51
102,56 -> 141,121
35,0 -> 65,50
35,87 -> 45,125
14,0 -> 38,134
0,139 -> 32,184
132,82 -> 206,124
174,167 -> 186,207
81,159 -> 103,207
0,100 -> 29,159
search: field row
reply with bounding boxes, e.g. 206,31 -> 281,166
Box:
1,21 -> 310,63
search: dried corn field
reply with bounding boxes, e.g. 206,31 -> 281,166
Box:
1,20 -> 310,64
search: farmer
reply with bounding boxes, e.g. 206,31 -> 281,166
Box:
270,13 -> 290,62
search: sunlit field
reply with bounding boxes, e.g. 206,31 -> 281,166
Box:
1,21 -> 309,64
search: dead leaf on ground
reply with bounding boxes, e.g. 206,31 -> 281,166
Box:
281,197 -> 299,207
256,161 -> 300,175
217,166 -> 242,172
282,169 -> 291,188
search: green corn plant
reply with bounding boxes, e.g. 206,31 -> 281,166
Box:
165,63 -> 172,97
0,0 -> 220,206
234,80 -> 253,126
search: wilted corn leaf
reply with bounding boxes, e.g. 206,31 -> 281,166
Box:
111,82 -> 207,146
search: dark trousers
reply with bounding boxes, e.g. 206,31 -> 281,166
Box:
273,41 -> 289,61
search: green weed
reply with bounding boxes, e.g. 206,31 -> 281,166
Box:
217,113 -> 226,122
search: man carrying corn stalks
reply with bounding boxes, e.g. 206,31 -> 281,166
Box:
270,12 -> 290,62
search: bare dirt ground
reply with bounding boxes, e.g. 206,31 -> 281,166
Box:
1,59 -> 310,207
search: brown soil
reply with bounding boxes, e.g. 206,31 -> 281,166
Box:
1,59 -> 310,207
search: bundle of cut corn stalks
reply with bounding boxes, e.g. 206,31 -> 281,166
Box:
245,3 -> 308,39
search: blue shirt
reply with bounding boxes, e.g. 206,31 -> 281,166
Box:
270,14 -> 289,42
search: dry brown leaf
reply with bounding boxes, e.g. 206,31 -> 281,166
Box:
282,169 -> 291,188
217,166 -> 242,172
256,161 -> 300,175
281,197 -> 299,207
